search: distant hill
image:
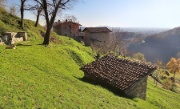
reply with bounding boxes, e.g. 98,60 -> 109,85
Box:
118,27 -> 169,35
115,31 -> 147,43
128,27 -> 180,63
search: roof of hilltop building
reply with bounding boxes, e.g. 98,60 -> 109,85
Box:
80,55 -> 157,91
83,27 -> 112,33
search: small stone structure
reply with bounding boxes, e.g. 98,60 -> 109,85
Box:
82,27 -> 112,46
80,55 -> 157,100
0,32 -> 27,45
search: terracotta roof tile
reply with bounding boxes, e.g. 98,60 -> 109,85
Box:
80,55 -> 156,91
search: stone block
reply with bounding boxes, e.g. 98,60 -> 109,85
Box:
0,32 -> 28,45
18,32 -> 27,41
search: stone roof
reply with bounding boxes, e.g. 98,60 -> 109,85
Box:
80,55 -> 157,91
83,27 -> 112,33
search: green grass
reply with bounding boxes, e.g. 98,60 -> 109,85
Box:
152,69 -> 180,93
0,7 -> 43,41
0,37 -> 180,109
0,7 -> 180,109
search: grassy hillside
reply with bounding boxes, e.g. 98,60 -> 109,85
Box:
0,7 -> 180,109
0,7 -> 43,41
0,37 -> 180,109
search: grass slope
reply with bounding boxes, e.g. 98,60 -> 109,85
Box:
0,37 -> 180,109
0,7 -> 180,109
0,7 -> 43,41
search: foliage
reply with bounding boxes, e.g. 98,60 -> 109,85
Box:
166,58 -> 180,74
155,60 -> 164,69
132,52 -> 146,62
152,68 -> 180,93
162,79 -> 173,89
172,83 -> 180,93
166,58 -> 180,81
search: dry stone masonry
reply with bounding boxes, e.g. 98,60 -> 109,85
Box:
80,55 -> 157,100
0,32 -> 27,45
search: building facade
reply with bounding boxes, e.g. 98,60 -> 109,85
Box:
82,27 -> 112,46
53,20 -> 81,40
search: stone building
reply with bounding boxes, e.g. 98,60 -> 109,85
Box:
82,27 -> 112,46
53,20 -> 81,39
80,55 -> 157,100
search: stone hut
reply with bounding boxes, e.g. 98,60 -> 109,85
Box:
82,27 -> 112,46
80,55 -> 157,100
0,32 -> 27,45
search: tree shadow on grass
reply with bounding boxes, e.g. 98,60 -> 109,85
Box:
16,44 -> 32,46
37,43 -> 49,47
37,43 -> 43,45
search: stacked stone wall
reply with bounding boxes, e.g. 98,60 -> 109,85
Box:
0,32 -> 27,45
125,76 -> 148,100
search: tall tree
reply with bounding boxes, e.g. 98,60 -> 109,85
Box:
20,0 -> 27,29
35,0 -> 73,45
34,5 -> 42,27
25,2 -> 43,27
166,58 -> 180,82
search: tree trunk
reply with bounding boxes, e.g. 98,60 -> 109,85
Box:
20,5 -> 24,29
35,13 -> 40,27
35,8 -> 42,27
42,1 -> 60,45
173,71 -> 176,83
41,0 -> 69,45
43,26 -> 51,45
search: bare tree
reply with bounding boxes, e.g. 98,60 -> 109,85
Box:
34,5 -> 42,27
109,33 -> 122,55
89,30 -> 124,55
106,29 -> 125,56
0,0 -> 6,8
35,0 -> 74,45
9,5 -> 18,15
62,15 -> 78,23
25,2 -> 43,27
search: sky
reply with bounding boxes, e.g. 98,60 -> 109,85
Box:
6,0 -> 180,28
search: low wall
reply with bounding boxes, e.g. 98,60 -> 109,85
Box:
0,32 -> 27,45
